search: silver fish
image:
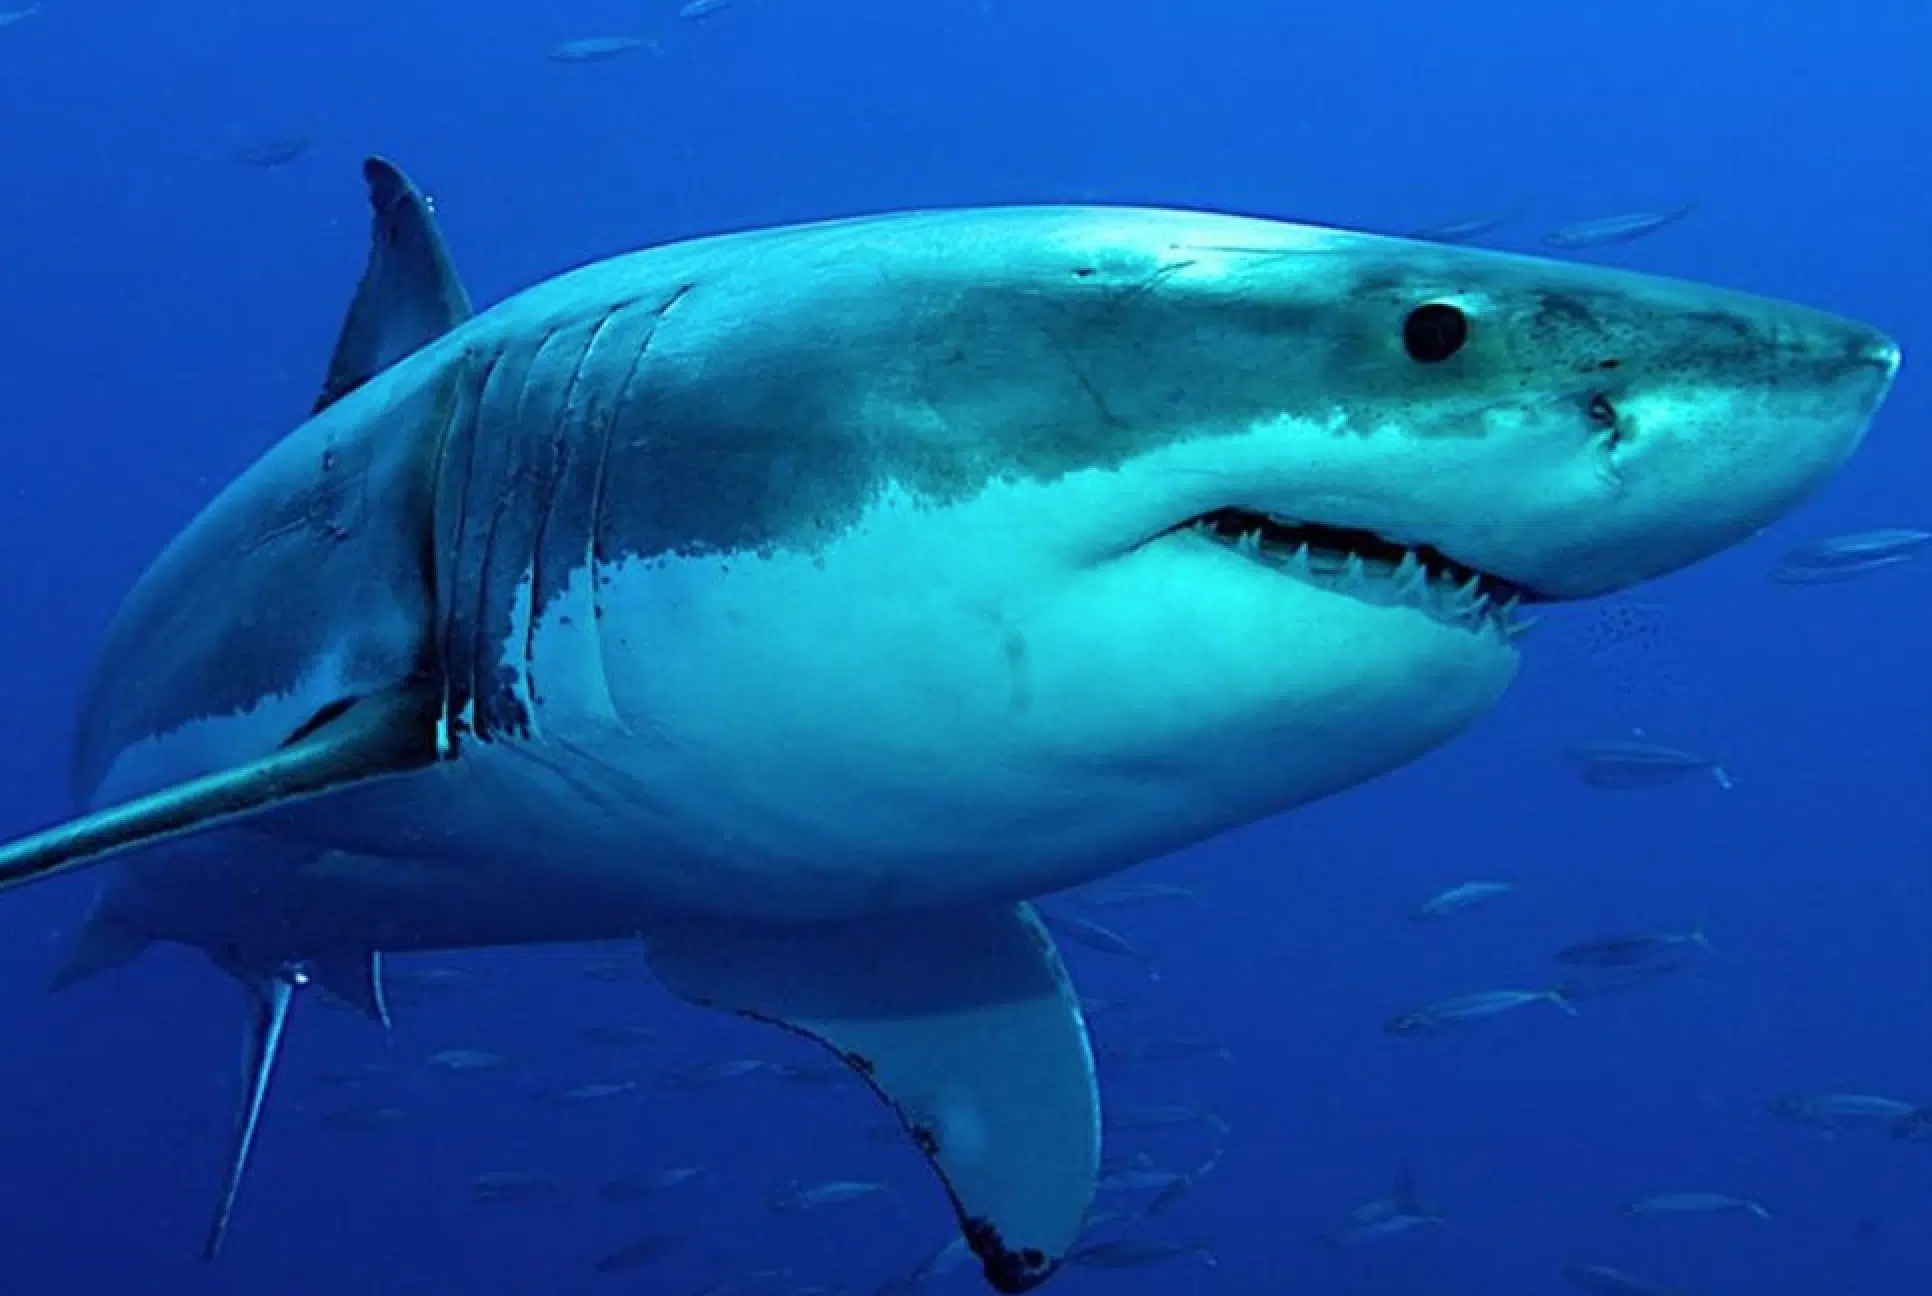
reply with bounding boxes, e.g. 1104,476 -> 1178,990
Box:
533,1079 -> 637,1106
598,1164 -> 707,1200
1554,925 -> 1711,969
1770,1092 -> 1915,1130
1564,1262 -> 1686,1295
545,35 -> 651,63
1066,1238 -> 1216,1268
1410,879 -> 1517,920
593,1233 -> 684,1274
1385,988 -> 1574,1035
1566,734 -> 1733,791
1409,206 -> 1525,244
770,1178 -> 892,1211
470,1171 -> 568,1203
1623,1190 -> 1770,1221
1772,528 -> 1931,584
425,1048 -> 512,1072
1543,205 -> 1694,250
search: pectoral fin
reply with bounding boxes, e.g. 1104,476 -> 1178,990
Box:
644,903 -> 1097,1294
0,683 -> 441,896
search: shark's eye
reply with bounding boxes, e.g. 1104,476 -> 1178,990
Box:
1402,303 -> 1468,364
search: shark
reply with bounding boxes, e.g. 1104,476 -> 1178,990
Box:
0,156 -> 1899,1290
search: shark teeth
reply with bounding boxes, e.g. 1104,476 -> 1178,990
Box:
1183,512 -> 1529,641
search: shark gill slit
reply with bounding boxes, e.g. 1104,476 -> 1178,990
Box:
435,345 -> 499,748
516,324 -> 593,710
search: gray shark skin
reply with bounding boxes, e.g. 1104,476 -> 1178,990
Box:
0,157 -> 1899,1290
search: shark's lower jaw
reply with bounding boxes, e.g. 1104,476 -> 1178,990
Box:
1175,508 -> 1536,640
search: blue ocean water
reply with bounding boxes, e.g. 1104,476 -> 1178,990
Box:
0,1 -> 1927,1292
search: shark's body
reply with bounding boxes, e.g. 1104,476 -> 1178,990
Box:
0,159 -> 1898,1290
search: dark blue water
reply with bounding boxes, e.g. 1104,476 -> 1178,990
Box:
2,1 -> 1928,1292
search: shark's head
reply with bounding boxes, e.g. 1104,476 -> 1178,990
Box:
496,208 -> 1898,900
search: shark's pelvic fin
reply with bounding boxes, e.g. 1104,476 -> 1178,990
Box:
309,950 -> 392,1028
644,903 -> 1098,1294
0,683 -> 442,896
204,967 -> 299,1262
48,902 -> 152,991
313,156 -> 473,415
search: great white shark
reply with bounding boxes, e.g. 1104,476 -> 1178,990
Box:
0,157 -> 1899,1289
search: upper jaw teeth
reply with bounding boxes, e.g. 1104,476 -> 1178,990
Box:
1194,518 -> 1529,641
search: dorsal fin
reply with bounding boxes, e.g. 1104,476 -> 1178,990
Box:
313,156 -> 473,415
204,968 -> 299,1262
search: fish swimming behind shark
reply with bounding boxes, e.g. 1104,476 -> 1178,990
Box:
0,157 -> 1899,1289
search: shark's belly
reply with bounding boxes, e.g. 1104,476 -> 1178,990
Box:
341,483 -> 1516,927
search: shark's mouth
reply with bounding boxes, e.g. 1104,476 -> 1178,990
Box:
1178,508 -> 1536,637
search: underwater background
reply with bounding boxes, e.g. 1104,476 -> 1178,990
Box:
1,1 -> 1929,1292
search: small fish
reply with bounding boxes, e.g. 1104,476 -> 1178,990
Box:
769,1178 -> 891,1211
1770,1092 -> 1915,1130
1384,988 -> 1574,1035
678,0 -> 736,18
1077,880 -> 1198,909
426,1048 -> 512,1073
1566,734 -> 1733,790
1103,1102 -> 1229,1135
656,1057 -> 770,1089
533,1079 -> 637,1106
876,1235 -> 971,1292
1410,207 -> 1524,244
593,1233 -> 684,1274
597,1165 -> 707,1201
230,132 -> 313,169
1543,204 -> 1694,250
769,1060 -> 847,1086
1556,952 -> 1699,1000
546,35 -> 651,63
0,5 -> 40,29
1326,1211 -> 1446,1245
1410,879 -> 1517,920
1563,1261 -> 1685,1295
1772,528 -> 1931,584
1554,925 -> 1711,970
388,966 -> 473,991
578,1023 -> 660,1047
470,1171 -> 568,1204
1066,1238 -> 1216,1269
1093,1036 -> 1234,1068
1623,1191 -> 1770,1221
319,1105 -> 412,1131
1045,912 -> 1153,963
1324,1169 -> 1444,1245
1140,1150 -> 1221,1218
1098,1166 -> 1189,1195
